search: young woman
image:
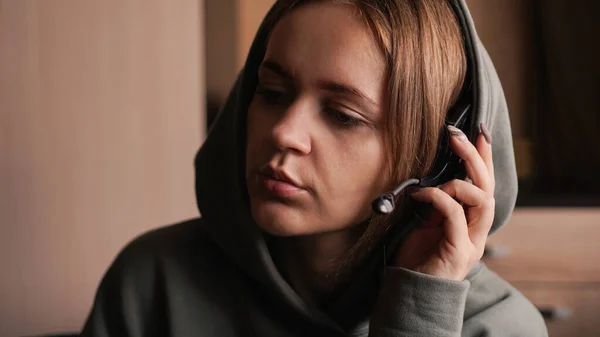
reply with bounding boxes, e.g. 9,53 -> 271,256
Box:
81,0 -> 548,336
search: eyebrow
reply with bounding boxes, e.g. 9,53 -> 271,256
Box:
259,60 -> 380,109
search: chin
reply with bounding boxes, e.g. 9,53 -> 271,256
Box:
249,201 -> 319,237
251,209 -> 307,237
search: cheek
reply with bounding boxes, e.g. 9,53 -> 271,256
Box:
328,136 -> 386,189
315,135 -> 388,217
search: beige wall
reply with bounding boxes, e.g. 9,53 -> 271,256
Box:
0,1 -> 204,336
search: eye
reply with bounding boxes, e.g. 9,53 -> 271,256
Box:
324,107 -> 363,128
255,85 -> 291,106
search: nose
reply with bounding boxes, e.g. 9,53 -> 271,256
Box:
269,101 -> 312,155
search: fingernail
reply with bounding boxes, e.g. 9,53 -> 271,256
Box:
479,122 -> 492,144
447,125 -> 468,142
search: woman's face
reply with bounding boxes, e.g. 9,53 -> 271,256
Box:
246,2 -> 388,236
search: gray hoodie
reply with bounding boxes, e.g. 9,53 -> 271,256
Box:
81,1 -> 548,336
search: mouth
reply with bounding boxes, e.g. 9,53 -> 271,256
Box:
259,165 -> 303,187
257,165 -> 306,197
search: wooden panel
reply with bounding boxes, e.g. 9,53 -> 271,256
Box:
466,0 -> 535,140
205,0 -> 275,101
237,0 -> 275,69
485,208 -> 600,282
205,0 -> 238,101
516,285 -> 600,337
0,1 -> 204,336
466,0 -> 536,179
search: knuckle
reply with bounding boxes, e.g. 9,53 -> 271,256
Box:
440,180 -> 458,194
449,202 -> 464,219
485,195 -> 496,207
431,187 -> 445,198
464,144 -> 479,159
449,179 -> 463,189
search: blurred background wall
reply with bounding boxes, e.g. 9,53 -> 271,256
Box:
0,1 -> 203,335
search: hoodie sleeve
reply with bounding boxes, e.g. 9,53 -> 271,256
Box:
80,234 -> 167,337
368,262 -> 548,337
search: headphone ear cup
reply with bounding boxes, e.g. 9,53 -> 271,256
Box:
419,102 -> 472,187
419,123 -> 463,187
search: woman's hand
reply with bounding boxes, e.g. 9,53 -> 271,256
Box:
394,123 -> 495,281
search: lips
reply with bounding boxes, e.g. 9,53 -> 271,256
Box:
257,165 -> 306,197
259,165 -> 303,189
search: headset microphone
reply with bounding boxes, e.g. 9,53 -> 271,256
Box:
371,178 -> 419,214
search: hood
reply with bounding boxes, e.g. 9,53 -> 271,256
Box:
194,0 -> 517,329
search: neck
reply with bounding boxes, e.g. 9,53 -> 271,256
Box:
270,222 -> 369,306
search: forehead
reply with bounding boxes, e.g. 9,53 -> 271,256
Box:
265,2 -> 385,92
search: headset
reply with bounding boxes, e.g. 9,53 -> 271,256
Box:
371,92 -> 474,215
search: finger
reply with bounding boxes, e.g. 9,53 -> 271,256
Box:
423,209 -> 444,227
413,205 -> 444,228
438,179 -> 487,207
469,195 -> 495,248
411,187 -> 469,247
447,125 -> 493,194
438,179 -> 495,247
477,122 -> 495,187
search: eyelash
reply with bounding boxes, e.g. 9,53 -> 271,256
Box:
324,107 -> 363,128
255,87 -> 290,106
255,86 -> 364,129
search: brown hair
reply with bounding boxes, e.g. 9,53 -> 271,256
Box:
262,0 -> 467,276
